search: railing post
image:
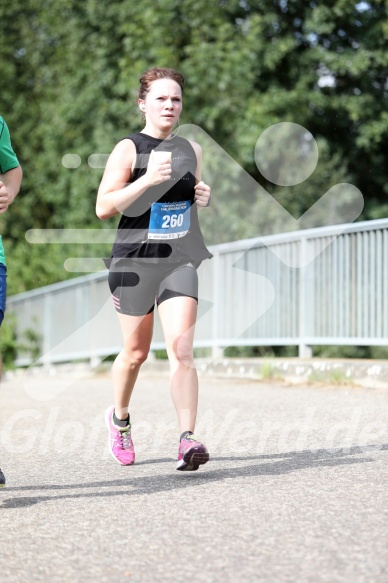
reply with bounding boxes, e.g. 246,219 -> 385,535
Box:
41,292 -> 53,369
211,250 -> 223,360
299,237 -> 312,358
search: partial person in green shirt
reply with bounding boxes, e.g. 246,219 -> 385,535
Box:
0,116 -> 22,487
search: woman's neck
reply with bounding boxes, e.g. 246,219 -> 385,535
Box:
141,123 -> 173,140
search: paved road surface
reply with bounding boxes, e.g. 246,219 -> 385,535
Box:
0,370 -> 387,583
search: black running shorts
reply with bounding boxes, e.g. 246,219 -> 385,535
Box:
108,260 -> 198,316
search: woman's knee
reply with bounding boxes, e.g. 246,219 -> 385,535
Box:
116,347 -> 149,368
168,336 -> 194,365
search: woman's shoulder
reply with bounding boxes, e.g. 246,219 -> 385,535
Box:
106,136 -> 136,168
187,139 -> 201,154
186,139 -> 202,163
174,136 -> 201,156
121,132 -> 143,147
113,136 -> 137,154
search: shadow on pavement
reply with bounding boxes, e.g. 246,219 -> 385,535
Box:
1,443 -> 386,509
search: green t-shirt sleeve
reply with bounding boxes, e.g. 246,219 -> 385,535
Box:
0,116 -> 19,174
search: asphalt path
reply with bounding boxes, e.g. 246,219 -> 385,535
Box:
0,370 -> 387,583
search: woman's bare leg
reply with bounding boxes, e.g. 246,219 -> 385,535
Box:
158,296 -> 198,432
112,311 -> 154,419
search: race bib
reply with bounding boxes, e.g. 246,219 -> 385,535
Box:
148,201 -> 191,240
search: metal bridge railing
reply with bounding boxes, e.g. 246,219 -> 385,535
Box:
7,218 -> 388,366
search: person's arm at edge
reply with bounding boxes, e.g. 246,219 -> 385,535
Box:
0,165 -> 23,214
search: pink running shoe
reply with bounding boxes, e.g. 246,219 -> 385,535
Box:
177,434 -> 209,471
105,406 -> 135,466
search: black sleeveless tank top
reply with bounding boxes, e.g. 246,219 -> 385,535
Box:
109,132 -> 212,265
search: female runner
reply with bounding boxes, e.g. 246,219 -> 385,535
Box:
96,67 -> 212,471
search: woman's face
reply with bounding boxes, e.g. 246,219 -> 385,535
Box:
139,78 -> 182,132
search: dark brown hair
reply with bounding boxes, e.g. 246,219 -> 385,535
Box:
139,67 -> 185,100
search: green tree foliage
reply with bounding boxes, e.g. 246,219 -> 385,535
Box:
0,0 -> 386,292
